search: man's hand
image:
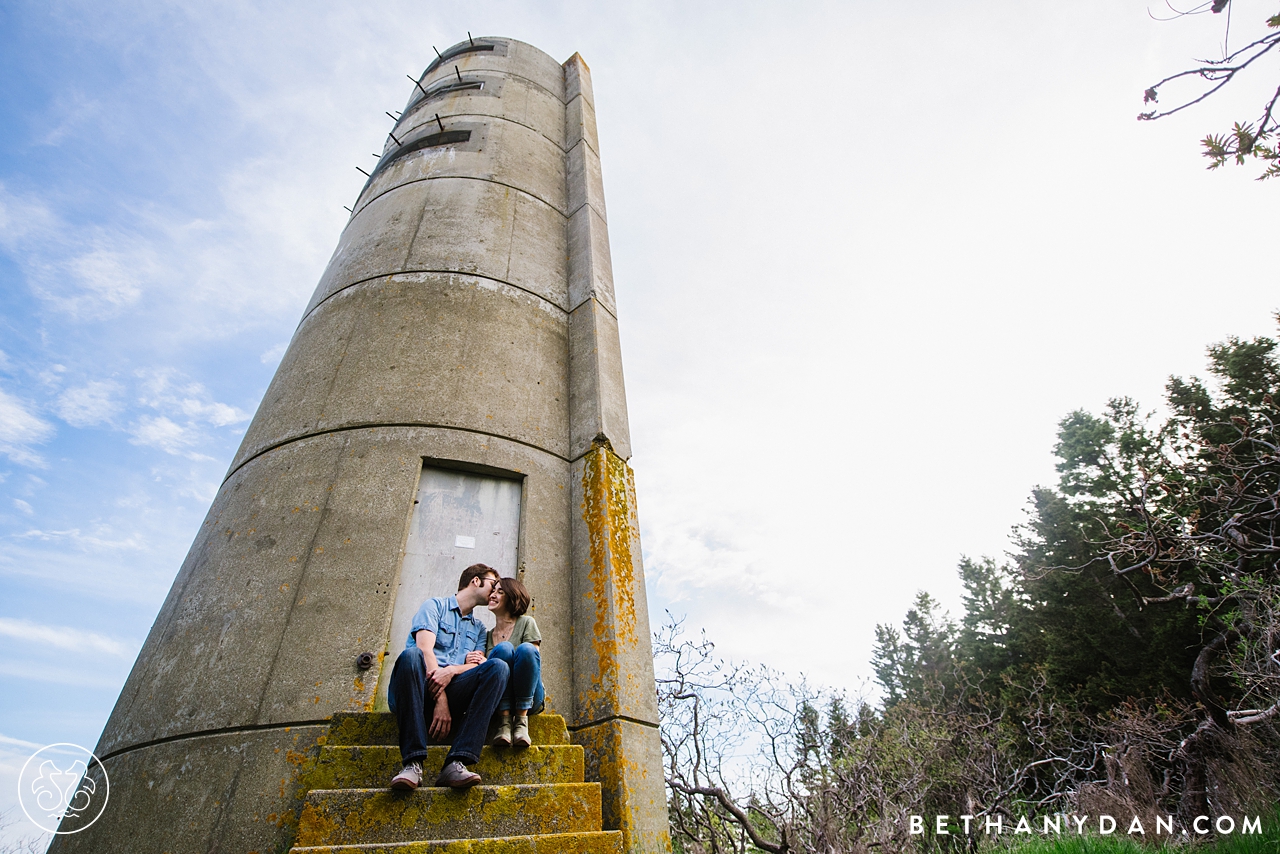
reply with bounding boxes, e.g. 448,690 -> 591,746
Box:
428,665 -> 454,697
464,650 -> 486,665
429,699 -> 452,740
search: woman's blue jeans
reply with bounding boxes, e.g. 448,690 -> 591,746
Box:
487,642 -> 545,713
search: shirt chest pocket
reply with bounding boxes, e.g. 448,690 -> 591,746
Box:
434,625 -> 457,649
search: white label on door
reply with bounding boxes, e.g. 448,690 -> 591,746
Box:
455,535 -> 476,549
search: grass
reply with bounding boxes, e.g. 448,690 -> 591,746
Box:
983,812 -> 1280,854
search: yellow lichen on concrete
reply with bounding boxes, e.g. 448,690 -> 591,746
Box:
572,722 -> 671,854
297,784 -> 604,847
307,743 -> 583,789
288,830 -> 623,853
578,443 -> 643,715
572,443 -> 671,854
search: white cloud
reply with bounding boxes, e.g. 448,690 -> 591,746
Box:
38,364 -> 67,388
55,381 -> 123,428
115,370 -> 250,456
0,388 -> 54,467
38,89 -> 103,147
0,617 -> 130,658
0,186 -> 159,320
62,246 -> 146,310
128,414 -> 200,456
178,398 -> 248,427
0,185 -> 57,244
136,369 -> 247,424
14,527 -> 146,551
260,342 -> 287,365
0,734 -> 43,751
12,499 -> 33,516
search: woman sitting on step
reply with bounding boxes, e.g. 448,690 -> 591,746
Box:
476,577 -> 544,748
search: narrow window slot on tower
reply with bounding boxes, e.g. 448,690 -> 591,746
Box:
425,42 -> 496,73
405,80 -> 485,115
371,129 -> 474,178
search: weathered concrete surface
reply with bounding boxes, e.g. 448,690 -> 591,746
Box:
98,427 -> 573,756
573,719 -> 668,854
54,725 -> 326,852
354,118 -> 568,219
566,443 -> 666,854
327,711 -> 570,747
297,784 -> 603,846
397,74 -> 566,151
57,37 -> 668,854
238,275 -> 571,469
292,830 -> 623,854
311,744 -> 584,788
311,181 -> 568,313
568,446 -> 657,726
569,301 -> 632,461
567,206 -> 615,316
289,710 -> 615,852
560,59 -> 663,851
416,38 -> 567,105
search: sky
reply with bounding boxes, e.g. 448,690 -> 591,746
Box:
1,0 -> 1278,842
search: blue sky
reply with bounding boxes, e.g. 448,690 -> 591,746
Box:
2,0 -> 1279,841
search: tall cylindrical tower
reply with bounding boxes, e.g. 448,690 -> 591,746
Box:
52,38 -> 668,854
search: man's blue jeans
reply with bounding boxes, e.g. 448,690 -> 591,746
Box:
487,642 -> 545,713
388,647 -> 508,766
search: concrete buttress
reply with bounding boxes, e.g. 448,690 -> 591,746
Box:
49,39 -> 670,854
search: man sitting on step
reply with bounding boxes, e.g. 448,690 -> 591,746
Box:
389,563 -> 509,790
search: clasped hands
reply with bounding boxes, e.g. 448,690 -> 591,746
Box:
425,652 -> 487,740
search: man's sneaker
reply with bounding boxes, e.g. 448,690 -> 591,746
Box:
490,715 -> 512,747
511,714 -> 531,749
435,760 -> 482,789
390,761 -> 422,790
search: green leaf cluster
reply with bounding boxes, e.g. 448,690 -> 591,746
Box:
878,326 -> 1280,715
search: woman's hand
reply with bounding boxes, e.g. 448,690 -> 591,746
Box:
465,650 -> 486,665
428,666 -> 454,697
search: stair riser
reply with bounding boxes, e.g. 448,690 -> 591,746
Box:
312,745 -> 583,788
298,784 -> 603,846
290,829 -> 624,854
327,713 -> 569,747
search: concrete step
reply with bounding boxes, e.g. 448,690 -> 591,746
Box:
290,829 -> 624,854
328,713 -> 570,747
296,784 -> 604,847
310,744 -> 584,788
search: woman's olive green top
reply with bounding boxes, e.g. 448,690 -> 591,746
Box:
485,614 -> 541,653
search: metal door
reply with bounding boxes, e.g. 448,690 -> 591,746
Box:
377,465 -> 521,707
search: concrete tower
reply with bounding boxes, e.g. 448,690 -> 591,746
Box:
53,38 -> 668,854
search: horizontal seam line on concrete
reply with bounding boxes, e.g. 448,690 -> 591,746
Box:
565,199 -> 606,223
300,268 -> 569,328
568,444 -> 633,464
419,66 -> 567,108
565,133 -> 600,160
567,714 -> 659,732
396,109 -> 567,155
354,173 -> 566,221
568,296 -> 619,321
98,719 -> 333,763
224,423 -> 571,484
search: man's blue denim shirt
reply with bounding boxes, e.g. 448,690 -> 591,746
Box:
406,594 -> 487,667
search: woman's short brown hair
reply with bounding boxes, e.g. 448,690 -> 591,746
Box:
497,576 -> 531,618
